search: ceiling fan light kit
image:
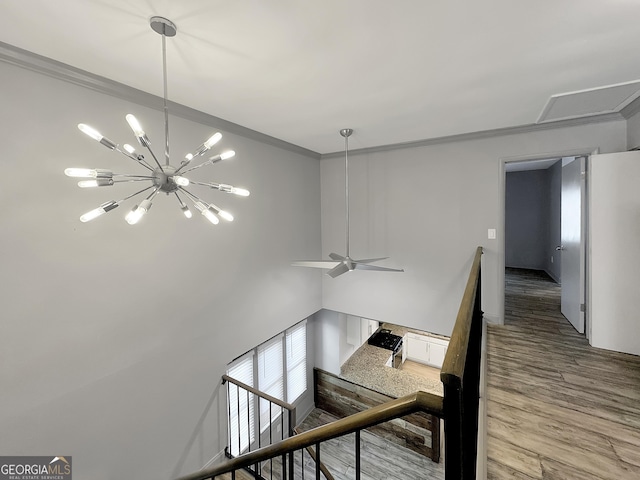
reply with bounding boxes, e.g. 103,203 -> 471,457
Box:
293,129 -> 404,278
65,17 -> 250,226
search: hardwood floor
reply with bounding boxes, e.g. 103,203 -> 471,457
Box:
287,409 -> 444,480
399,360 -> 442,383
487,268 -> 640,479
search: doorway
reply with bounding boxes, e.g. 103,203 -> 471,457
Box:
501,154 -> 589,337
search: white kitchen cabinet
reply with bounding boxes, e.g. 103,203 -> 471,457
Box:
406,333 -> 430,363
405,332 -> 449,368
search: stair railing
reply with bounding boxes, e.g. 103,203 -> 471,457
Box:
221,374 -> 296,477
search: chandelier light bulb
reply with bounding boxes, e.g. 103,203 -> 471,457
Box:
220,150 -> 236,160
218,210 -> 234,222
79,200 -> 118,223
125,206 -> 143,225
231,187 -> 250,197
125,198 -> 152,225
173,175 -> 190,186
78,123 -> 103,142
194,201 -> 219,224
80,207 -> 106,223
65,168 -> 95,178
203,208 -> 220,224
125,114 -> 146,139
204,133 -> 222,150
78,179 -> 113,188
123,144 -> 136,154
181,205 -> 192,218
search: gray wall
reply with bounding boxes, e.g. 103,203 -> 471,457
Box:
504,163 -> 562,282
0,60 -> 322,479
505,170 -> 550,270
320,122 -> 626,332
546,160 -> 562,282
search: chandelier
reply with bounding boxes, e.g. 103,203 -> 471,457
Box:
65,17 -> 249,225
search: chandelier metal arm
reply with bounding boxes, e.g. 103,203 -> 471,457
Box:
144,144 -> 165,173
179,158 -> 214,175
114,146 -> 155,171
112,173 -> 155,178
121,184 -> 157,202
178,186 -> 203,205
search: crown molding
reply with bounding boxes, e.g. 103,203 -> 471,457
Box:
620,94 -> 640,119
3,41 -> 630,161
320,112 -> 625,159
0,41 -> 321,160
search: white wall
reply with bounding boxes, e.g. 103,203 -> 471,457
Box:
0,60 -> 322,479
320,121 -> 626,334
626,108 -> 640,149
589,151 -> 640,356
312,309 -> 341,375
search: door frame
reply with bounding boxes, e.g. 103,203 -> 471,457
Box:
498,147 -> 599,332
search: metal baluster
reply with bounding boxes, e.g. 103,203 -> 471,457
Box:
257,393 -> 262,476
355,430 -> 361,480
247,389 -> 251,453
315,443 -> 321,480
236,384 -> 241,457
301,448 -> 304,480
227,381 -> 231,456
231,469 -> 235,480
280,406 -> 285,441
270,402 -> 273,480
282,453 -> 287,480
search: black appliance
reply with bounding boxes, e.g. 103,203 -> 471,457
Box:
368,328 -> 403,352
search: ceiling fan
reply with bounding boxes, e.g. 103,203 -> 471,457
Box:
292,128 -> 404,278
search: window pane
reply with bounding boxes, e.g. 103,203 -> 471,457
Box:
286,320 -> 307,402
258,335 -> 284,432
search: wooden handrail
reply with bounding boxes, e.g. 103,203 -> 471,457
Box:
440,246 -> 483,388
222,374 -> 295,412
293,427 -> 335,480
176,391 -> 443,480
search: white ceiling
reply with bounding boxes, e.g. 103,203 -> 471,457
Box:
2,0 -> 640,154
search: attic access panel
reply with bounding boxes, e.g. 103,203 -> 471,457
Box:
537,80 -> 640,123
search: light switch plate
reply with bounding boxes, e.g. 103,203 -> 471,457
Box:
488,228 -> 496,239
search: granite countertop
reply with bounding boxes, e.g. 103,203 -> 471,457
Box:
340,323 -> 445,398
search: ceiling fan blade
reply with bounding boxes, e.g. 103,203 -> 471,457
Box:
329,252 -> 346,261
327,262 -> 350,278
292,261 -> 340,269
352,256 -> 388,264
354,263 -> 404,273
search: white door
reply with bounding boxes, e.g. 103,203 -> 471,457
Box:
560,157 -> 585,333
